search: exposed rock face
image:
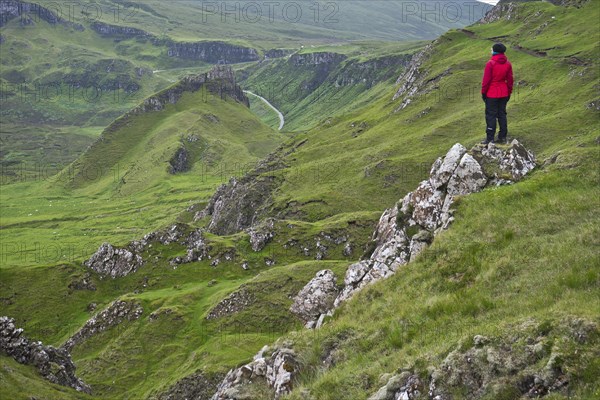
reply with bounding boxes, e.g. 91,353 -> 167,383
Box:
264,49 -> 294,59
290,270 -> 339,328
393,44 -> 435,106
332,55 -> 412,88
156,370 -> 225,400
62,300 -> 143,352
167,41 -> 259,63
206,286 -> 254,320
90,21 -> 153,39
368,372 -> 423,400
168,147 -> 190,174
0,316 -> 91,393
84,243 -> 144,278
196,152 -> 286,235
247,218 -> 275,251
85,224 -> 209,277
479,1 -> 519,24
290,52 -> 347,66
293,141 -> 536,313
211,345 -> 300,400
368,318 -> 597,400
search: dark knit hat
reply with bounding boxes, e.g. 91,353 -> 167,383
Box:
493,43 -> 507,53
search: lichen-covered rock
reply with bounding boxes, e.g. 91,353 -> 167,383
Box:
0,316 -> 91,393
84,243 -> 143,278
369,318 -> 597,400
369,372 -> 423,400
206,286 -> 254,320
429,143 -> 467,190
156,370 -> 225,400
446,153 -> 488,196
499,139 -> 536,180
327,140 -> 535,313
290,270 -> 339,327
210,345 -> 300,400
248,219 -> 275,251
62,300 -> 143,352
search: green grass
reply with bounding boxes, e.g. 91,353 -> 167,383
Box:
1,0 -> 599,399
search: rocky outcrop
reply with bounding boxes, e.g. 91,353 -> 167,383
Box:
156,370 -> 225,400
195,150 -> 287,235
211,344 -> 300,400
264,49 -> 294,59
479,0 -> 520,24
0,316 -> 91,393
85,224 -> 209,277
247,218 -> 275,251
368,372 -> 423,400
168,147 -> 190,174
90,21 -> 154,40
206,286 -> 254,320
292,141 -> 535,320
84,243 -> 144,278
393,44 -> 452,111
369,318 -> 597,400
62,300 -> 143,352
167,41 -> 259,63
289,270 -> 339,329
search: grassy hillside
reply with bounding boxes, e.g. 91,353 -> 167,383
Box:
240,41 -> 426,130
0,0 -> 488,178
1,0 -> 599,399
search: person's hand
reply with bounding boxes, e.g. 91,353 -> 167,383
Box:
482,94 -> 487,102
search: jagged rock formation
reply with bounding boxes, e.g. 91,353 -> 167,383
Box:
0,316 -> 91,393
289,270 -> 339,328
167,41 -> 259,63
84,243 -> 144,278
205,286 -> 254,320
85,224 -> 209,277
247,218 -> 275,251
61,300 -> 143,352
211,344 -> 300,400
195,150 -> 287,235
156,370 -> 225,400
293,141 -> 535,320
370,318 -> 597,400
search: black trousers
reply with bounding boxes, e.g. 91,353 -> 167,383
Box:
485,97 -> 509,142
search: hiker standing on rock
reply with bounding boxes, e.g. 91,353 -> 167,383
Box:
481,43 -> 514,145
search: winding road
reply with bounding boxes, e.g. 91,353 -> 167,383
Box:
243,90 -> 285,131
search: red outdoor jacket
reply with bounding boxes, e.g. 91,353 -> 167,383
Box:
481,54 -> 514,98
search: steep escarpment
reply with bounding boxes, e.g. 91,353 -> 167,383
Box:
167,41 -> 259,63
92,21 -> 259,64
